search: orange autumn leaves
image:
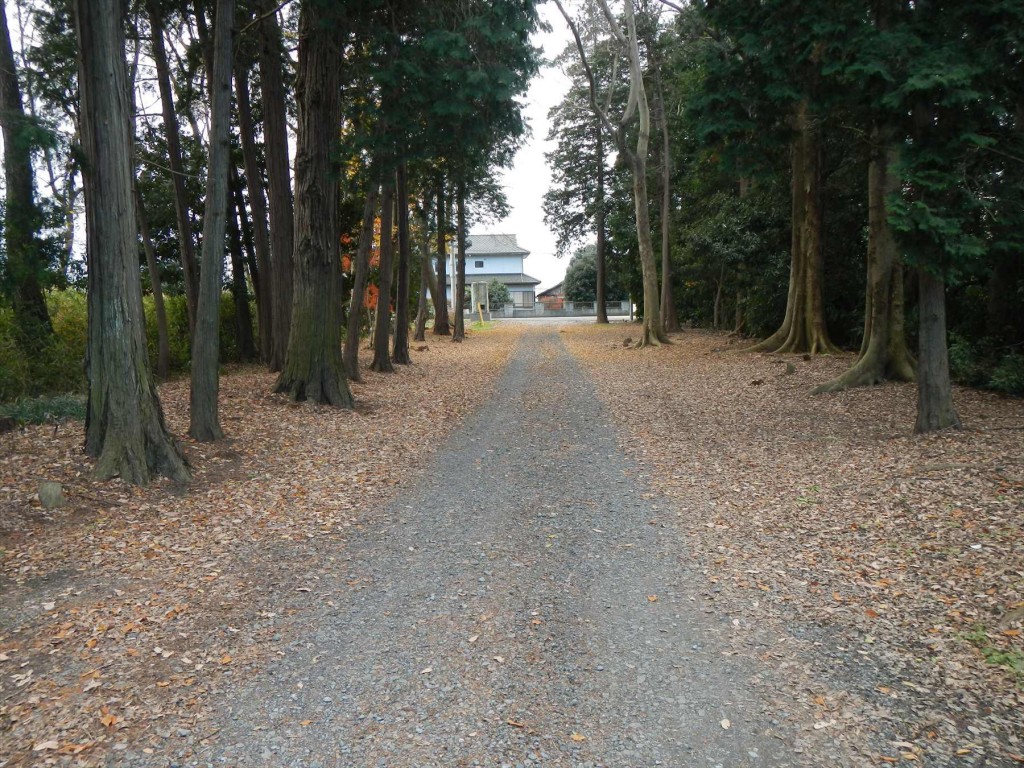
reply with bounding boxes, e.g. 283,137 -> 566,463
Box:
340,220 -> 391,311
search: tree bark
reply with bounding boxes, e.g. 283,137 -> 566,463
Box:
413,191 -> 434,342
76,0 -> 189,484
147,0 -> 199,338
393,163 -> 412,364
227,179 -> 257,362
231,165 -> 262,320
188,0 -> 233,442
234,58 -> 274,362
370,180 -> 395,372
815,132 -> 914,392
0,0 -> 51,349
259,0 -> 294,371
915,268 -> 961,433
343,183 -> 379,381
432,182 -> 451,335
595,119 -> 608,324
745,101 -> 838,354
274,1 -> 351,405
452,180 -> 467,342
656,63 -> 679,334
134,183 -> 170,379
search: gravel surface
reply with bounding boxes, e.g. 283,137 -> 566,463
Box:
197,327 -> 796,767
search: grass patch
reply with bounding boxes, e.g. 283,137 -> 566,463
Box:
470,321 -> 497,331
964,626 -> 1024,688
0,394 -> 87,426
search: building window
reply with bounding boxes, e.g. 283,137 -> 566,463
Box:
474,260 -> 484,268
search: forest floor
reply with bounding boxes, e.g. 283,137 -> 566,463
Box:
0,321 -> 1021,767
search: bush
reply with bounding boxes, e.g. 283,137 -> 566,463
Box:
989,352 -> 1024,396
1,289 -> 258,404
0,394 -> 86,425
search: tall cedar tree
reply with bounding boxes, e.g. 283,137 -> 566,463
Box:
146,0 -> 200,337
694,0 -> 839,354
275,0 -> 352,406
0,0 -> 52,348
259,0 -> 294,372
234,50 -> 274,361
189,0 -> 233,441
370,180 -> 396,371
343,181 -> 379,381
393,162 -> 412,363
76,0 -> 189,483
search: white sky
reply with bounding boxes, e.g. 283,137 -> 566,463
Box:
475,4 -> 575,292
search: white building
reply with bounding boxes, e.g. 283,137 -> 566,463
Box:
445,234 -> 541,308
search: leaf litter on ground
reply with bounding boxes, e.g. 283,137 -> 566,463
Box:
561,323 -> 1023,767
0,327 -> 517,766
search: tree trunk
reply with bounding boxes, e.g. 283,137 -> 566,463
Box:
595,118 -> 608,324
76,0 -> 189,484
413,191 -> 434,342
432,182 -> 451,335
393,163 -> 412,364
275,2 -> 350,405
656,65 -> 678,334
452,181 -> 468,342
343,183 -> 379,381
370,180 -> 396,372
231,165 -> 262,319
745,101 -> 838,354
134,183 -> 170,379
234,59 -> 274,362
147,0 -> 199,338
227,182 -> 257,362
815,133 -> 914,392
259,0 -> 294,371
615,0 -> 664,347
188,0 -> 233,442
915,268 -> 961,433
0,0 -> 51,349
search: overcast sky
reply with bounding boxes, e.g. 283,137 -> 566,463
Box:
475,4 -> 576,292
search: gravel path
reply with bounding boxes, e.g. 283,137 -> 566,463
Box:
204,328 -> 794,767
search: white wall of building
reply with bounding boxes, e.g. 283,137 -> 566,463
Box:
465,255 -> 525,275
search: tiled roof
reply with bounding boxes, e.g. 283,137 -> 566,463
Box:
465,234 -> 530,257
462,272 -> 541,287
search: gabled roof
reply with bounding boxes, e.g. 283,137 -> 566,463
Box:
537,281 -> 564,298
464,272 -> 541,287
466,234 -> 530,257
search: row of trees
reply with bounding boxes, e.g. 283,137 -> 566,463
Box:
0,0 -> 539,482
545,0 -> 1023,432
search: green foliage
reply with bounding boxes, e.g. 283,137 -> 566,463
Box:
0,393 -> 85,425
965,626 -> 1024,688
486,278 -> 511,307
563,244 -> 628,304
0,290 -> 257,403
989,354 -> 1024,397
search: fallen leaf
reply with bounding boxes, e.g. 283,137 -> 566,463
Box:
300,720 -> 314,726
468,635 -> 479,643
219,654 -> 232,665
507,718 -> 526,728
570,732 -> 586,742
420,667 -> 432,674
32,740 -> 60,752
647,595 -> 658,602
493,656 -> 505,663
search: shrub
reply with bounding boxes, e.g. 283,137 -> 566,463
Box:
0,393 -> 86,425
989,352 -> 1024,396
